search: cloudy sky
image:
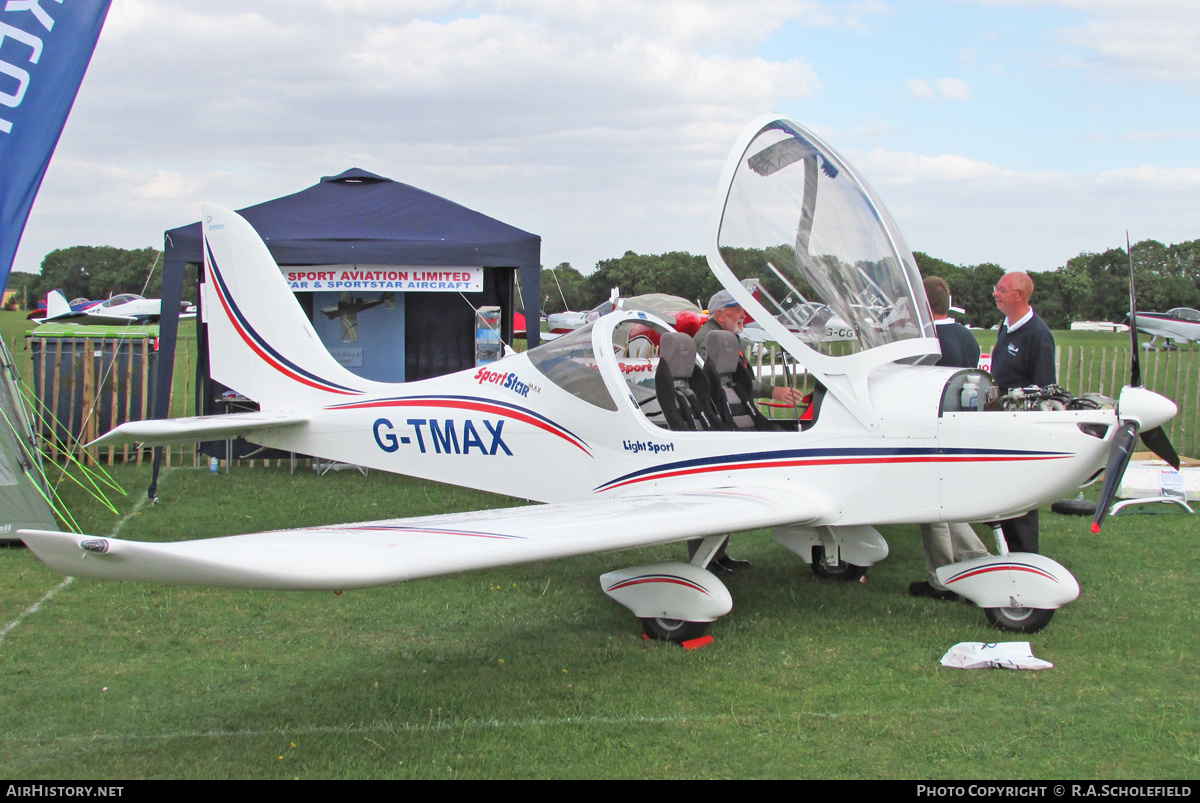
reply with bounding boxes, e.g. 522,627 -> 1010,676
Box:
12,0 -> 1200,281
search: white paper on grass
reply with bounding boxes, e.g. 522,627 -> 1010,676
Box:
1161,468 -> 1186,501
940,641 -> 1053,670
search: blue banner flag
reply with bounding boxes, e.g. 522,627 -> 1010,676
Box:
0,0 -> 111,292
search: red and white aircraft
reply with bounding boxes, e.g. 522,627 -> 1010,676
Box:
20,117 -> 1178,640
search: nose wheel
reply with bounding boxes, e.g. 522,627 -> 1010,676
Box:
984,606 -> 1055,633
640,617 -> 711,643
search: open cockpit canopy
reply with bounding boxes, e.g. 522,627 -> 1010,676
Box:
709,117 -> 934,361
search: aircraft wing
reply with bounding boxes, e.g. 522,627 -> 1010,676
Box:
88,411 -> 310,448
19,484 -> 833,590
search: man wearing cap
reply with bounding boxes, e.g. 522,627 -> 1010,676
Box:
695,289 -> 806,405
688,289 -> 804,573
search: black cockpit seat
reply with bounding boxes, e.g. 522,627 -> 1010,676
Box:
655,332 -> 719,431
704,330 -> 781,431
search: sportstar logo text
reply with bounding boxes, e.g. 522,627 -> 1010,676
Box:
618,360 -> 654,375
473,367 -> 534,398
373,418 -> 512,456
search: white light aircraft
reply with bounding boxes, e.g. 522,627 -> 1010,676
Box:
20,117 -> 1180,641
1131,307 -> 1200,350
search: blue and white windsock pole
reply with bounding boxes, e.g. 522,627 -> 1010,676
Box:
0,0 -> 112,292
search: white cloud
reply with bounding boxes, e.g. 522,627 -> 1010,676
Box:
1099,164 -> 1200,187
854,150 -> 1023,184
12,0 -> 1200,288
976,0 -> 1200,90
905,77 -> 970,101
906,78 -> 936,99
839,0 -> 892,31
937,77 -> 971,100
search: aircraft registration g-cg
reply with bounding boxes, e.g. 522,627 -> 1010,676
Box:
20,116 -> 1179,642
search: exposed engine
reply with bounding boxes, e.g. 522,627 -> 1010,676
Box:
989,384 -> 1114,412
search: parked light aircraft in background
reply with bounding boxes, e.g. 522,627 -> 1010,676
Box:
546,291 -> 703,337
20,117 -> 1180,641
37,290 -> 196,326
1131,307 -> 1200,350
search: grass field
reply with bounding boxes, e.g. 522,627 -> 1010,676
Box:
1,463 -> 1198,780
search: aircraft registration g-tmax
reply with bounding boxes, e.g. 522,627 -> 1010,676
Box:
20,116 -> 1180,641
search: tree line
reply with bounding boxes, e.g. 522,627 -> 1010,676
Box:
912,239 -> 1200,329
541,238 -> 1200,330
4,245 -> 167,311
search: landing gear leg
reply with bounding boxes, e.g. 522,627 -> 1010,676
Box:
687,534 -> 728,568
810,545 -> 867,582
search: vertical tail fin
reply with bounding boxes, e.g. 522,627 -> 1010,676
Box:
44,291 -> 73,320
201,204 -> 367,407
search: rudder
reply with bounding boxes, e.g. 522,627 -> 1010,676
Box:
201,204 -> 367,407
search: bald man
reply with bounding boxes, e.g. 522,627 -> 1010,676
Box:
990,271 -> 1056,554
991,271 -> 1055,393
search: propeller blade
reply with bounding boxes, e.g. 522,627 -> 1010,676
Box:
1127,232 -> 1142,388
1139,426 -> 1181,471
1092,421 -> 1140,533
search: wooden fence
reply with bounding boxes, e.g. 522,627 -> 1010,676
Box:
25,333 -> 305,470
27,334 -> 155,465
1058,345 -> 1199,458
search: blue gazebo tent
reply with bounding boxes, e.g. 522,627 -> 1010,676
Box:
149,169 -> 541,485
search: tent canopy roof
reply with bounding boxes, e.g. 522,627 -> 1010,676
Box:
164,168 -> 541,269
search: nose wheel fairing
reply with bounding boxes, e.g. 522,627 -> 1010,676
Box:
935,553 -> 1080,611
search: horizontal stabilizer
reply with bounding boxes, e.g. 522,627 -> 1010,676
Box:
88,411 -> 309,448
20,483 -> 831,590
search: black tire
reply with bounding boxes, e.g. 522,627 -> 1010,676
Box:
1051,498 -> 1097,516
639,617 -> 711,643
984,606 -> 1055,634
810,546 -> 867,581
